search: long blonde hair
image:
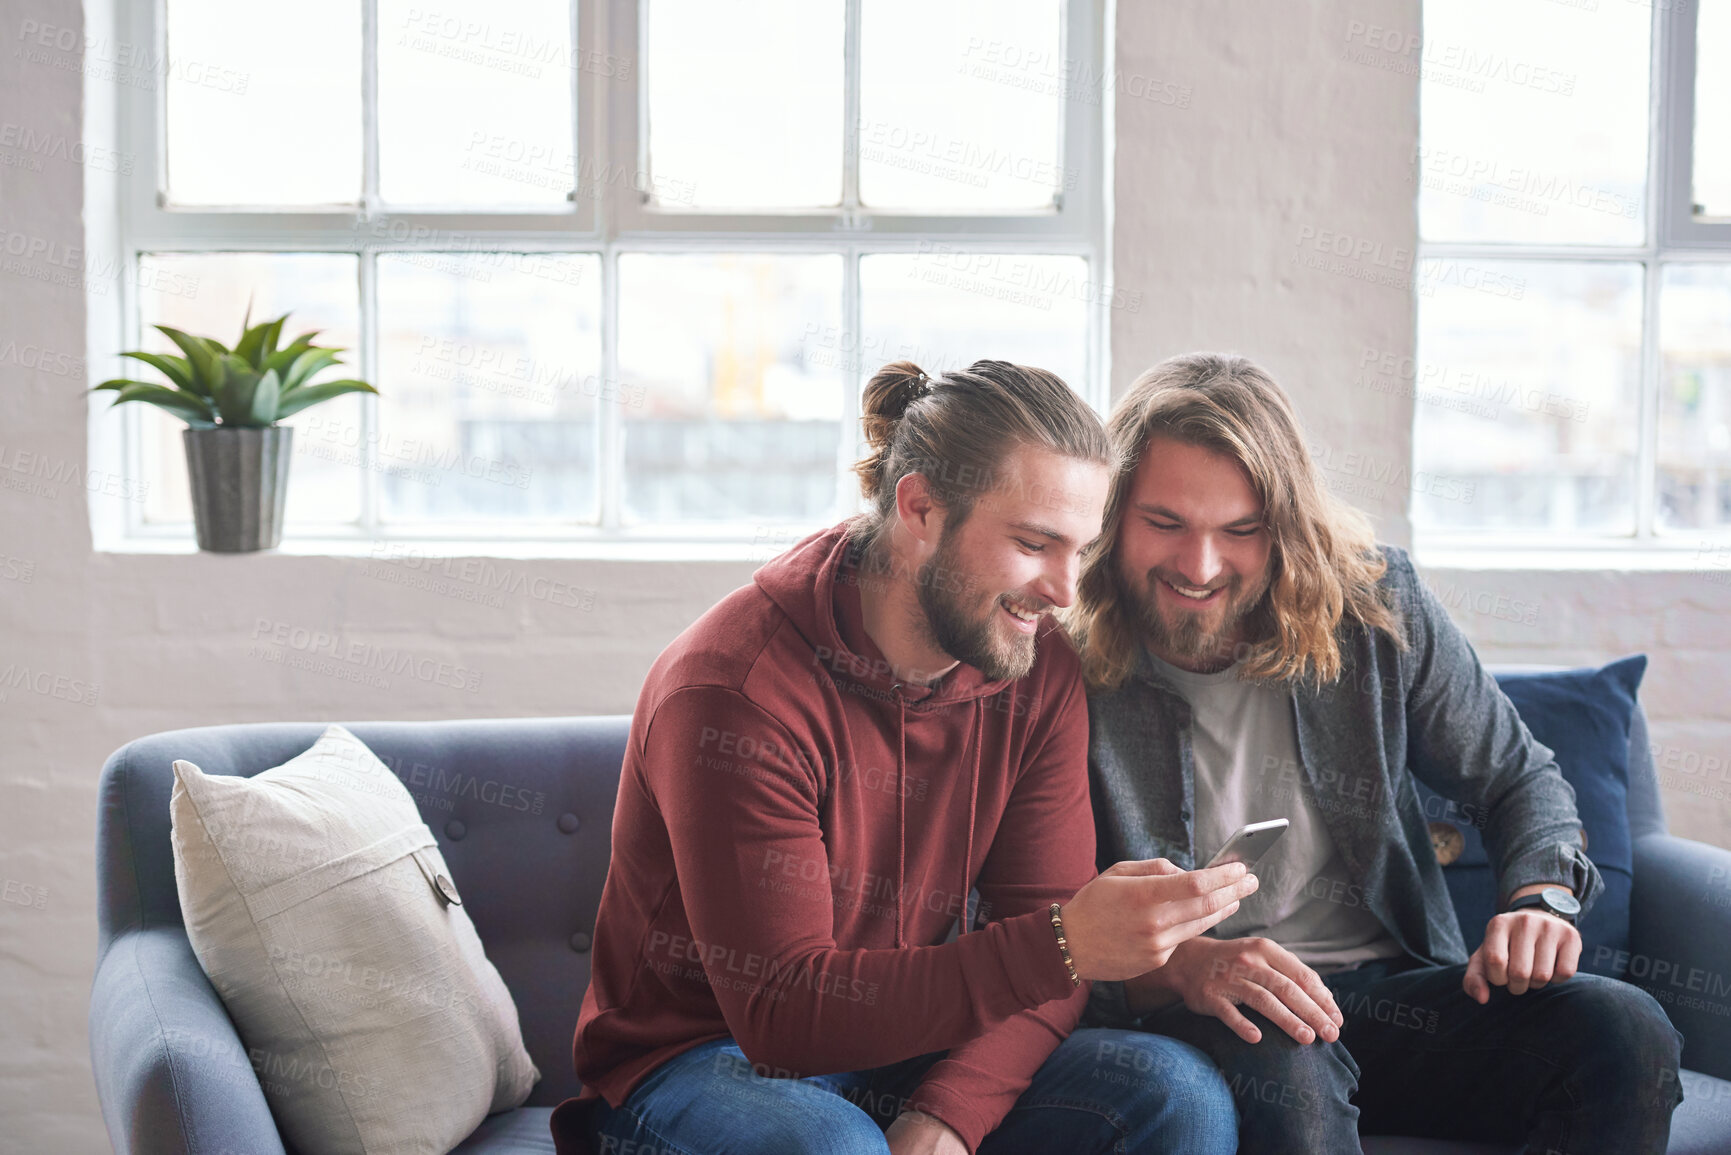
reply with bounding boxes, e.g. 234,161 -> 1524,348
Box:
1064,353 -> 1403,691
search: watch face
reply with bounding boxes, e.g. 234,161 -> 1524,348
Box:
1542,887 -> 1582,915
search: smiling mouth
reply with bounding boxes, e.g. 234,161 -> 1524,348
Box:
1160,576 -> 1226,605
999,594 -> 1045,632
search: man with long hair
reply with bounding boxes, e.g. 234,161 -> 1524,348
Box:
1065,352 -> 1684,1153
552,359 -> 1259,1155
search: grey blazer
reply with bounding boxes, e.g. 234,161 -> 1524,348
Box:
1083,545 -> 1601,1027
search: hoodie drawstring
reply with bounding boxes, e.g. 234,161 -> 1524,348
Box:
895,694 -> 907,949
893,688 -> 985,948
961,700 -> 981,937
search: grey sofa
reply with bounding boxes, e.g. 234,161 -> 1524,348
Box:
92,703 -> 1731,1154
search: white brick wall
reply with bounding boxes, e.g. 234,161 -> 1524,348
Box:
1420,567 -> 1731,848
1,0 -> 1726,1150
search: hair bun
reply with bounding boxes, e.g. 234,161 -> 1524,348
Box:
860,361 -> 931,447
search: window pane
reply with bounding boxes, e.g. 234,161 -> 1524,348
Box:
375,254 -> 602,523
134,254 -> 362,527
1415,0 -> 1648,245
860,0 -> 1062,210
379,0 -> 574,206
165,0 -> 360,205
858,252 -> 1090,393
645,0 -> 842,209
618,254 -> 843,522
1410,260 -> 1642,534
1695,0 -> 1731,218
1658,265 -> 1731,529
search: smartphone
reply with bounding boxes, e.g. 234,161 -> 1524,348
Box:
1202,819 -> 1290,870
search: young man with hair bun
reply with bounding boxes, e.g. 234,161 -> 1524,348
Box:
553,359 -> 1259,1155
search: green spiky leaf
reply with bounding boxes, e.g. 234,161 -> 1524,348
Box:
275,378 -> 378,420
259,314 -> 288,360
233,320 -> 271,368
263,332 -> 320,377
153,325 -> 220,395
213,353 -> 261,426
248,369 -> 282,425
101,382 -> 218,427
281,347 -> 343,392
119,351 -> 195,393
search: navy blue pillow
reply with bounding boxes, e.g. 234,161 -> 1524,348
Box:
1413,655 -> 1645,979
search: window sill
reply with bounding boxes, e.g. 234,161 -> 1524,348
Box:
1415,539 -> 1731,573
94,526 -> 833,563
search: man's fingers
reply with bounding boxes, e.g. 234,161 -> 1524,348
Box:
1462,950 -> 1489,1005
1161,878 -> 1255,936
1189,861 -> 1252,890
1258,969 -> 1340,1042
1237,984 -> 1319,1045
1104,857 -> 1186,878
1208,998 -> 1264,1045
1263,944 -> 1344,1028
1481,920 -> 1510,989
1505,916 -> 1538,996
1555,927 -> 1582,982
1526,921 -> 1564,989
1157,901 -> 1243,950
1150,871 -> 1258,927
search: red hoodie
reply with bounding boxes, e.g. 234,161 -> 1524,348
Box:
550,521 -> 1096,1153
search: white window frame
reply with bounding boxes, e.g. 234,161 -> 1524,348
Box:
1414,0 -> 1731,560
89,0 -> 1111,555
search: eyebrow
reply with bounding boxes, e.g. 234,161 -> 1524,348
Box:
1133,502 -> 1264,529
1007,519 -> 1101,551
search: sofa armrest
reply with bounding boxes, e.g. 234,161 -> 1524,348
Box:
1629,833 -> 1731,1081
90,926 -> 287,1155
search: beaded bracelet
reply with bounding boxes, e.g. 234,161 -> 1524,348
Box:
1048,902 -> 1081,987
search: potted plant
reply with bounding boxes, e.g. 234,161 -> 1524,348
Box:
90,311 -> 378,553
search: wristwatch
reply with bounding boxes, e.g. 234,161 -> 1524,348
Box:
1505,886 -> 1581,924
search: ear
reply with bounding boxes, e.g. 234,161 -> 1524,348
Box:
893,471 -> 944,549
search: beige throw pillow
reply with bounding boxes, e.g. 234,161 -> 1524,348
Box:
170,723 -> 539,1155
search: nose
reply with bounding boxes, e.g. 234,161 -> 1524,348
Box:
1174,533 -> 1224,587
1034,549 -> 1082,611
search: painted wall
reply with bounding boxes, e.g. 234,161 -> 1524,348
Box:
0,0 -> 1723,1149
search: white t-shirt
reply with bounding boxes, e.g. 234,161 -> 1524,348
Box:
1148,651 -> 1404,971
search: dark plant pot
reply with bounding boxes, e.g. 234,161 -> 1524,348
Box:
182,426 -> 293,553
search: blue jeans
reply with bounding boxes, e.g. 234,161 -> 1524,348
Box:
1131,958 -> 1686,1155
585,1027 -> 1237,1154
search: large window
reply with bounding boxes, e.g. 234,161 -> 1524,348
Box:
1411,0 -> 1731,547
104,0 -> 1107,546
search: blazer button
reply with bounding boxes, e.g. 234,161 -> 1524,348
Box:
558,813 -> 581,834
434,874 -> 463,905
1179,810 -> 1191,822
445,819 -> 467,841
569,932 -> 592,953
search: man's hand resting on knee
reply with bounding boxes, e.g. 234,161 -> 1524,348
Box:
1462,884 -> 1582,1004
1122,935 -> 1345,1046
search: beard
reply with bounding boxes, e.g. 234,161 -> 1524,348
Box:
915,525 -> 1042,683
1128,564 -> 1270,672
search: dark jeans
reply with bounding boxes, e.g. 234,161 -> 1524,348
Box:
584,1027 -> 1238,1154
1134,957 -> 1686,1155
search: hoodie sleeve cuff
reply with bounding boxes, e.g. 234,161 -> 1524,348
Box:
904,1088 -> 990,1154
992,906 -> 1083,1008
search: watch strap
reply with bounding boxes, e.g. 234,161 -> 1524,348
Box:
1507,891 -> 1577,924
